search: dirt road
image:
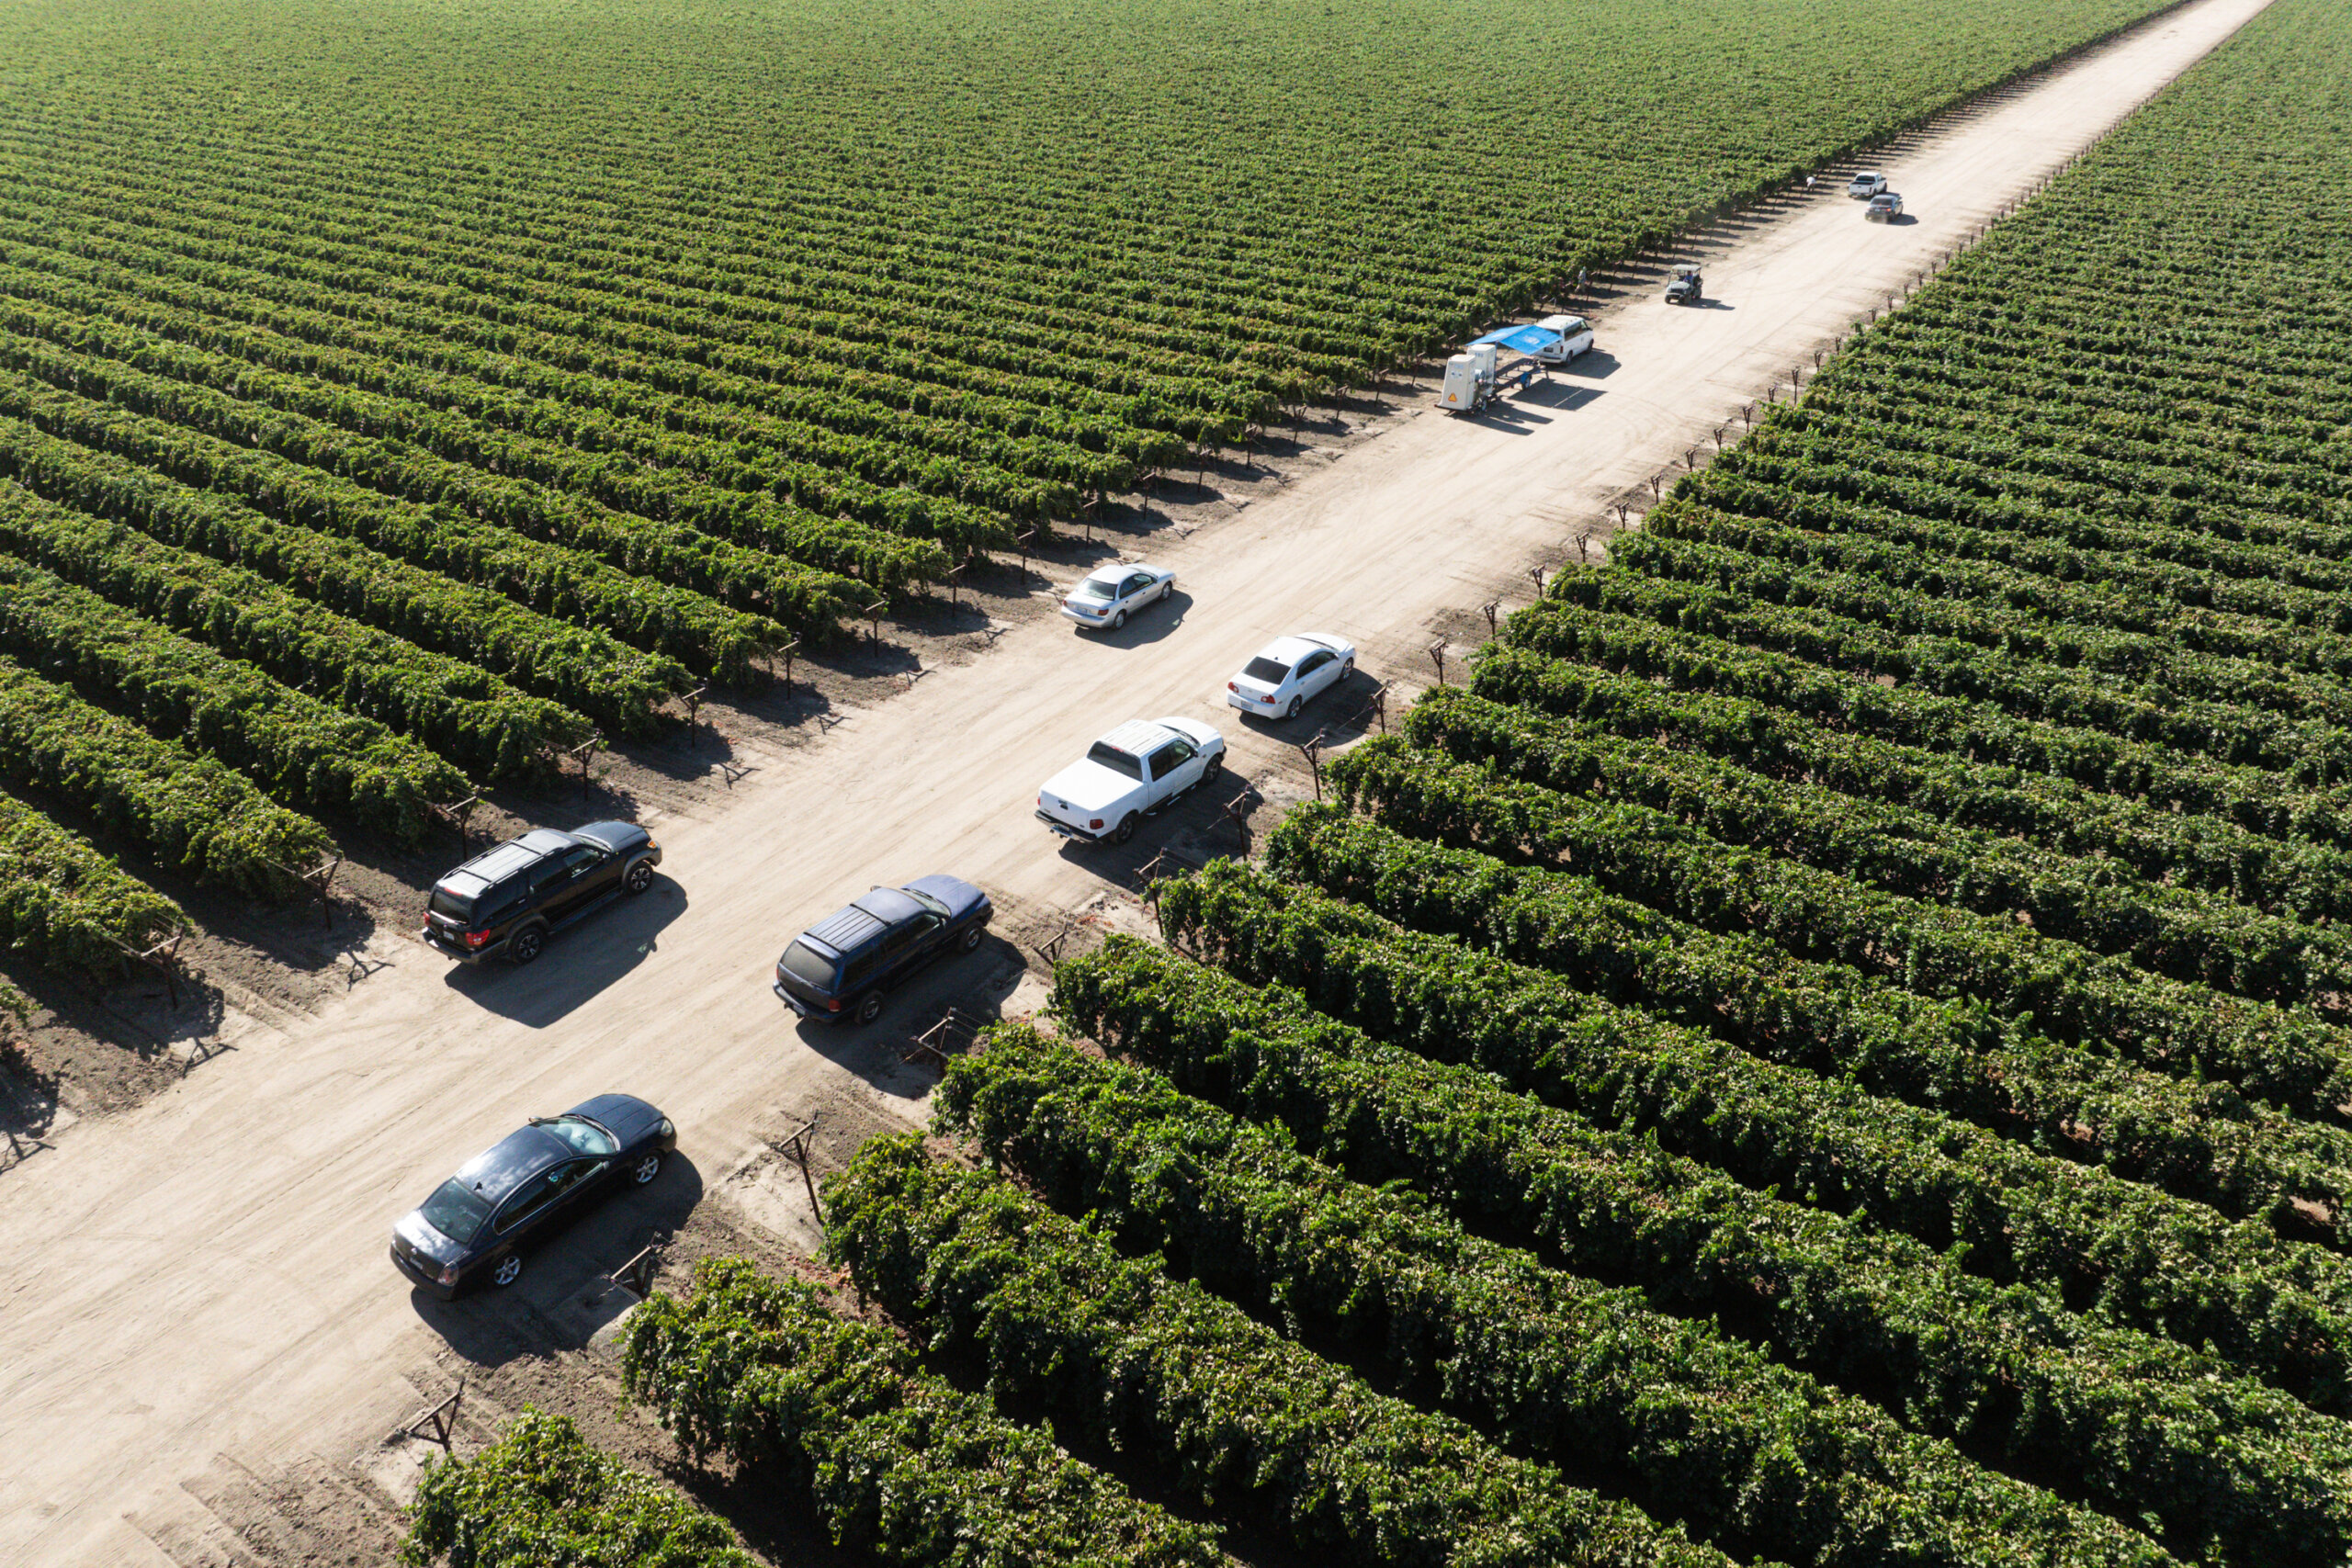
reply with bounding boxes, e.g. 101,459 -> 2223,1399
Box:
0,0 -> 2276,1557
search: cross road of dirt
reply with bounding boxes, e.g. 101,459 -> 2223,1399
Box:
0,0 -> 2276,1557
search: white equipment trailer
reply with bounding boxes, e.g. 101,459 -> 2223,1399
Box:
1439,343 -> 1500,412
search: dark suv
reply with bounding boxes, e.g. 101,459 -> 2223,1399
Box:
423,822 -> 662,965
774,875 -> 991,1025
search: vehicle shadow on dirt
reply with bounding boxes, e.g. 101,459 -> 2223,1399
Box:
1075,589 -> 1194,649
788,931 -> 1032,1100
1513,382 -> 1605,414
440,876 -> 689,1028
1236,668 -> 1387,747
407,1153 -> 707,1367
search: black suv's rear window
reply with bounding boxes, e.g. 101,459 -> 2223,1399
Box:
428,886 -> 474,921
781,941 -> 839,990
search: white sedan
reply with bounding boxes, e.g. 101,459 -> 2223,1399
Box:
1226,634 -> 1356,720
1061,562 -> 1176,632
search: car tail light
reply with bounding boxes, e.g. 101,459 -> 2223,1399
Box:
1227,682 -> 1238,692
1089,818 -> 1103,829
825,996 -> 842,1011
463,928 -> 492,949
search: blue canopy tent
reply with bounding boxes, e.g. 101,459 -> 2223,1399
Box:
1468,323 -> 1563,355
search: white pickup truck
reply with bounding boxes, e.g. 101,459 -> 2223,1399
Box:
1036,717 -> 1227,845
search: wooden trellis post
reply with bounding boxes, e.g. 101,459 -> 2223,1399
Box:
1481,599 -> 1502,637
608,1242 -> 662,1301
429,795 -> 480,849
680,685 -> 708,733
1223,785 -> 1259,854
398,1377 -> 466,1452
566,736 -> 604,796
766,637 -> 799,693
1428,641 -> 1449,686
864,599 -> 888,649
118,931 -> 187,1009
265,857 -> 343,931
775,1115 -> 822,1224
1297,736 -> 1326,801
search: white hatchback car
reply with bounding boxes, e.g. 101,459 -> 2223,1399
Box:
1226,634 -> 1356,720
1062,563 -> 1176,632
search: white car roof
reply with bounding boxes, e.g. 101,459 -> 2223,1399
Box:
1085,561 -> 1162,583
1256,634 -> 1344,664
1098,717 -> 1182,755
1852,170 -> 1882,178
1536,313 -> 1588,333
1256,636 -> 1321,664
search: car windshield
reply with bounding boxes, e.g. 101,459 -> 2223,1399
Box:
1086,742 -> 1144,780
907,886 -> 951,916
538,1114 -> 618,1156
1243,656 -> 1291,683
1071,578 -> 1116,601
418,1179 -> 493,1246
427,886 -> 472,920
781,941 -> 838,989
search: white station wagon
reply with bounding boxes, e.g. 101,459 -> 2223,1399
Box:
1226,634 -> 1356,720
1036,717 -> 1226,844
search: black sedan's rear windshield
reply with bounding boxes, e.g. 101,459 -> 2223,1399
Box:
418,1179 -> 493,1246
1086,743 -> 1143,780
781,941 -> 839,990
1243,657 -> 1291,682
428,886 -> 473,920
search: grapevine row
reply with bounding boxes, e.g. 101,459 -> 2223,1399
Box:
942,1022 -> 2164,1568
1351,718 -> 2352,1111
617,1258 -> 1222,1567
1049,936 -> 2352,1565
0,554 -> 468,844
0,476 -> 586,781
825,1134 -> 1730,1568
1470,643 -> 2352,928
0,653 -> 331,895
1151,859 -> 2352,1412
1264,804 -> 2352,1227
0,414 -> 687,733
0,787 -> 183,979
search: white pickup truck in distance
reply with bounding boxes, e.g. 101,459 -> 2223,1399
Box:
1848,171 -> 1888,198
1036,717 -> 1227,845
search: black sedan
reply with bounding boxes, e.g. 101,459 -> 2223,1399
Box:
390,1094 -> 675,1298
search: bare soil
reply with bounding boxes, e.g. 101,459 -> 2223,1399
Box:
0,1 -> 2278,1561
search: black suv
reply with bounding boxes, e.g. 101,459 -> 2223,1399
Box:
774,875 -> 992,1024
423,822 -> 662,965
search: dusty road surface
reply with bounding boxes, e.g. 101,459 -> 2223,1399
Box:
0,0 -> 2278,1558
